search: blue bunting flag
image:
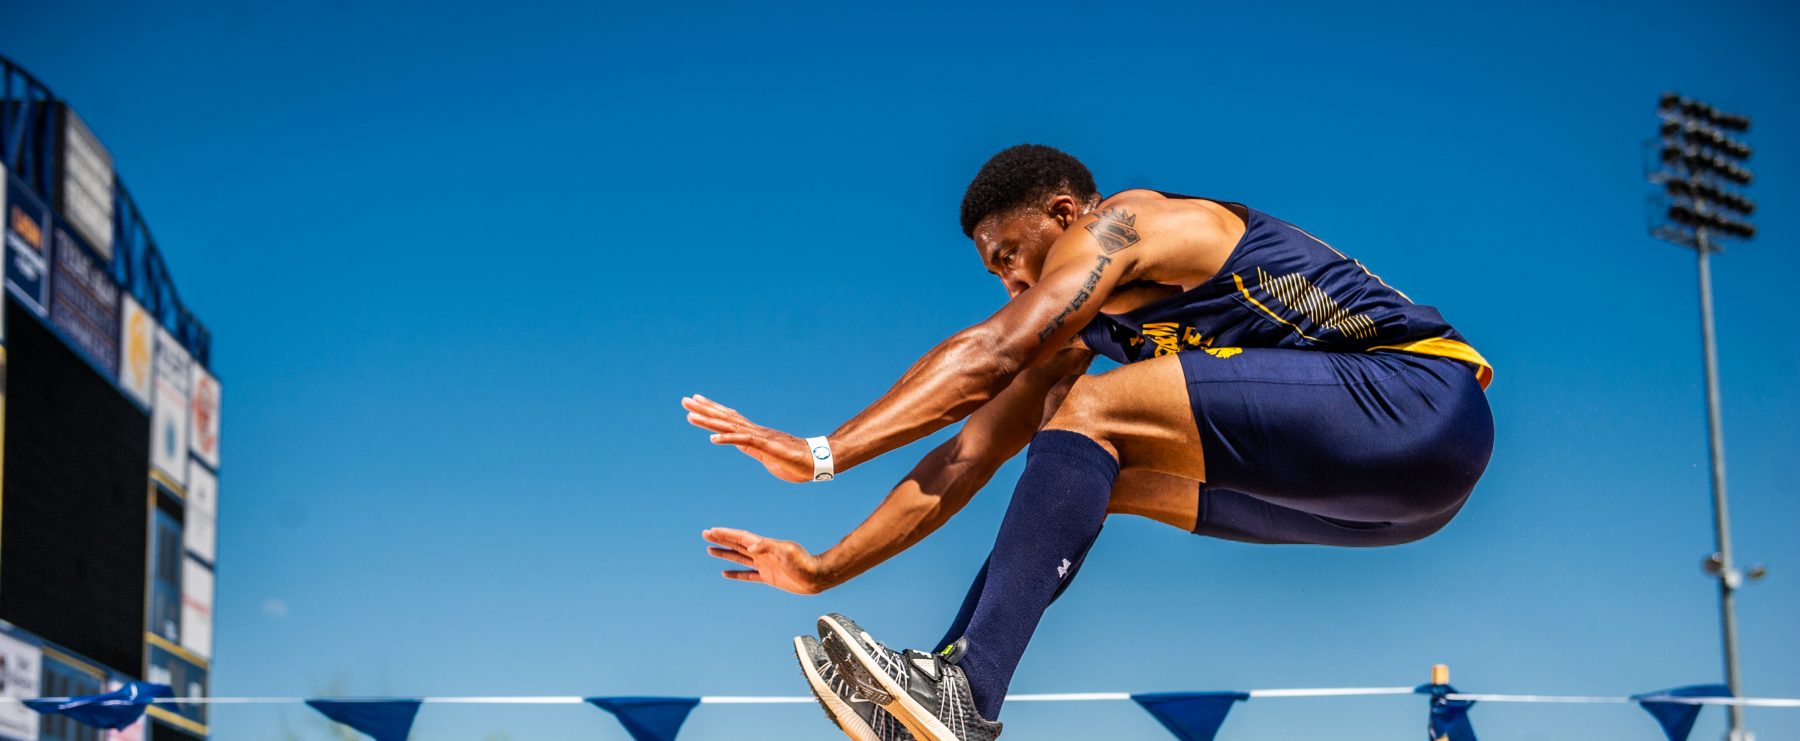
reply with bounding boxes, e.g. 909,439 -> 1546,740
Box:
1633,684 -> 1731,741
23,681 -> 171,730
588,696 -> 701,741
305,699 -> 423,741
1132,691 -> 1249,741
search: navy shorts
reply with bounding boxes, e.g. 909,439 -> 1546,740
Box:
1180,348 -> 1493,547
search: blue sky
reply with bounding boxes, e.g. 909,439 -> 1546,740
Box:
5,1 -> 1799,738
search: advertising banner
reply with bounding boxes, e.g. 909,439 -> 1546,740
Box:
151,327 -> 191,488
57,106 -> 115,261
49,226 -> 120,378
4,172 -> 51,317
0,630 -> 42,741
190,365 -> 221,469
117,294 -> 153,406
180,557 -> 214,660
183,461 -> 217,564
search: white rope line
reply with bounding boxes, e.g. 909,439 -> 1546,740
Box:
1445,694 -> 1624,704
1447,693 -> 1800,708
699,697 -> 815,704
6,689 -> 1797,707
0,687 -> 1418,705
1005,693 -> 1131,702
1250,687 -> 1417,698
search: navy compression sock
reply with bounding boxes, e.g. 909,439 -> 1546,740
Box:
935,557 -> 989,655
935,536 -> 1101,655
955,430 -> 1117,720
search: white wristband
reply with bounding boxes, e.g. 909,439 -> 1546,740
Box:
805,436 -> 835,482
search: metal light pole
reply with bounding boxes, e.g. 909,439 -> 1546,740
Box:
1648,92 -> 1766,741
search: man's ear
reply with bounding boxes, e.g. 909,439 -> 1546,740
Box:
1048,195 -> 1083,229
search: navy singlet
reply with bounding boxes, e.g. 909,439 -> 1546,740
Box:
1077,193 -> 1491,388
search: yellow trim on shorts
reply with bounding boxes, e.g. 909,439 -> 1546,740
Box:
1367,337 -> 1493,390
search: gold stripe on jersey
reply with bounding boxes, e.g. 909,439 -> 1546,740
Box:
1254,267 -> 1380,340
1232,273 -> 1321,341
1234,273 -> 1493,391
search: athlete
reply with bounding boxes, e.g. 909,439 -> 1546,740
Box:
683,144 -> 1494,741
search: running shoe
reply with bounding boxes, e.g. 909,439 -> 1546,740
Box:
794,634 -> 915,741
817,613 -> 1002,741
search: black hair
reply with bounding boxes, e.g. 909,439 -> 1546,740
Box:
959,144 -> 1098,237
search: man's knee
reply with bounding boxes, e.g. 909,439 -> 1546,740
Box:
1042,375 -> 1116,443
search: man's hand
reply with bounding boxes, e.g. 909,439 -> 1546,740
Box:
682,395 -> 813,483
702,527 -> 828,595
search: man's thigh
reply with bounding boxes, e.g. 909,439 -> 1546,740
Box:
1179,347 -> 1491,523
1041,352 -> 1206,481
1106,469 -> 1461,547
1047,346 -> 1491,526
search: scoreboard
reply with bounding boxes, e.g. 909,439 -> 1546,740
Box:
0,65 -> 221,741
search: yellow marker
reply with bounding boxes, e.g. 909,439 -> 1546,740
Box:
1430,663 -> 1454,740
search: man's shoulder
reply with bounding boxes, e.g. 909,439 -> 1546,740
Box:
1097,189 -> 1170,208
1093,190 -> 1242,250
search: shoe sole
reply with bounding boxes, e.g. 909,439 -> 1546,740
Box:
794,636 -> 879,741
818,615 -> 960,741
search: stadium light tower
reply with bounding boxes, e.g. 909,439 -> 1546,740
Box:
1647,92 -> 1767,741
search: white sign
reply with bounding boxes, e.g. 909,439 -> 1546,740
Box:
180,557 -> 214,660
184,461 -> 218,563
0,631 -> 42,741
59,108 -> 114,260
190,364 -> 221,469
118,294 -> 153,406
151,327 -> 191,487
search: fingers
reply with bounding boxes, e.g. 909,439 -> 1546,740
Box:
702,527 -> 761,551
687,394 -> 742,417
707,546 -> 754,567
709,433 -> 782,457
685,408 -> 743,434
709,432 -> 755,447
681,395 -> 748,428
721,570 -> 765,584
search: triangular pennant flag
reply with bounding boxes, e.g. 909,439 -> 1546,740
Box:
1632,684 -> 1731,741
23,681 -> 171,730
1415,683 -> 1476,741
587,696 -> 700,741
305,699 -> 423,741
1132,692 -> 1249,741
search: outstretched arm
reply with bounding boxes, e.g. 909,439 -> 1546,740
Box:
684,208 -> 1138,482
702,344 -> 1092,594
812,344 -> 1092,589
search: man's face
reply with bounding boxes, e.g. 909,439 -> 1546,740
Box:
971,195 -> 1085,299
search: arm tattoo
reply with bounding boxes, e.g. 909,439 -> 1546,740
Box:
1084,208 -> 1140,254
1036,254 -> 1112,341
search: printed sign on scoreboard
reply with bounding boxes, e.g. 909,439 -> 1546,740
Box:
145,643 -> 207,729
0,630 -> 42,741
4,171 -> 51,317
57,106 -> 115,260
190,365 -> 221,469
151,327 -> 191,488
180,557 -> 214,660
118,294 -> 154,406
184,461 -> 217,563
50,226 -> 121,378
